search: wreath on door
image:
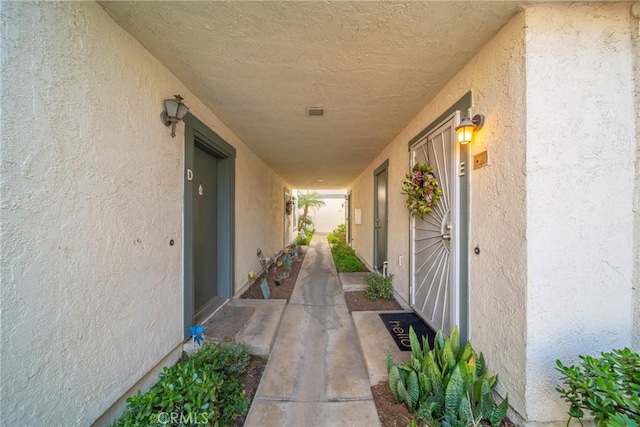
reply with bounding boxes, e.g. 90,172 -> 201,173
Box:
401,163 -> 442,219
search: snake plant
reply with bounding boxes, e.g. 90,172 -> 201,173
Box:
387,326 -> 509,426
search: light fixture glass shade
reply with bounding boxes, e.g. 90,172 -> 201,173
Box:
161,95 -> 189,138
456,116 -> 475,144
176,103 -> 189,120
456,124 -> 474,144
164,98 -> 179,118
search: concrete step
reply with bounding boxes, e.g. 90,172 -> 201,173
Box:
351,311 -> 411,386
198,298 -> 287,355
338,272 -> 369,291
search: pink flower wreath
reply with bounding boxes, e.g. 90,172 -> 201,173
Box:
401,163 -> 443,219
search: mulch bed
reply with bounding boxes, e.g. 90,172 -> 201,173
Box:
344,290 -> 403,311
233,252 -> 306,424
239,253 -> 305,301
372,381 -> 516,427
230,355 -> 268,427
372,381 -> 415,427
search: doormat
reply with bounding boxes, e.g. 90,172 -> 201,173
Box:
203,305 -> 255,341
379,312 -> 436,352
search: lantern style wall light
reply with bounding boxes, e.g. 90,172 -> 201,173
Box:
455,114 -> 485,145
161,94 -> 189,138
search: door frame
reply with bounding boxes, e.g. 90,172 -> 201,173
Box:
373,159 -> 389,271
183,113 -> 236,338
346,190 -> 353,244
406,91 -> 472,342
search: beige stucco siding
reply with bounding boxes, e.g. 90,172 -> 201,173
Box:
524,3 -> 637,423
350,4 -> 638,423
631,2 -> 640,353
300,190 -> 347,234
0,2 -> 290,425
348,12 -> 528,415
235,144 -> 293,284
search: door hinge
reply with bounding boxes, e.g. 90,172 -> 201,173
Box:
459,162 -> 466,176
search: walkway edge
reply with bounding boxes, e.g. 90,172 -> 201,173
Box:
352,311 -> 412,387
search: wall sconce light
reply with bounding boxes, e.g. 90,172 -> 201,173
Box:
160,94 -> 189,138
455,114 -> 485,145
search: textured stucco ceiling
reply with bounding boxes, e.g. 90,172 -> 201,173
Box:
101,1 -> 520,188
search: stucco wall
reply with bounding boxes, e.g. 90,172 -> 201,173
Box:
235,148 -> 293,283
631,1 -> 640,353
302,190 -> 346,233
0,2 -> 290,425
348,170 -> 376,269
348,12 -> 528,415
524,3 -> 636,423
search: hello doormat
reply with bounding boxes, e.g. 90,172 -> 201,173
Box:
379,312 -> 436,352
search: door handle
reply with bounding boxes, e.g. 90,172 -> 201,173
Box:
441,223 -> 452,240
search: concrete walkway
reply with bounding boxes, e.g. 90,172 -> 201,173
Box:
245,234 -> 381,427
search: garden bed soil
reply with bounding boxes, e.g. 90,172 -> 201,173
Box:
345,290 -> 403,312
239,253 -> 305,301
230,355 -> 268,427
372,381 -> 415,427
372,381 -> 516,427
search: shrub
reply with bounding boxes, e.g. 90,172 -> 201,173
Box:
298,216 -> 314,231
556,347 -> 640,426
330,241 -> 368,272
110,341 -> 251,427
335,256 -> 366,272
294,228 -> 313,246
364,274 -> 394,300
387,326 -> 508,426
327,223 -> 347,244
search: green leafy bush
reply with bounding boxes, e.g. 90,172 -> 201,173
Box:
298,216 -> 314,231
387,326 -> 508,426
294,228 -> 313,246
556,347 -> 640,426
330,241 -> 368,272
327,223 -> 347,244
364,274 -> 394,300
110,341 -> 251,427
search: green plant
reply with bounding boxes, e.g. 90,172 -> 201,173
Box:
556,347 -> 640,426
299,216 -> 314,230
110,341 -> 251,427
328,223 -> 347,244
190,339 -> 250,375
329,240 -> 368,272
401,163 -> 443,219
364,273 -> 394,300
387,326 -> 508,426
295,228 -> 313,246
297,191 -> 326,230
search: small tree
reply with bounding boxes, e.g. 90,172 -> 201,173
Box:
297,191 -> 326,230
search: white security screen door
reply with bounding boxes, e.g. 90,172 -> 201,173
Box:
410,114 -> 461,335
